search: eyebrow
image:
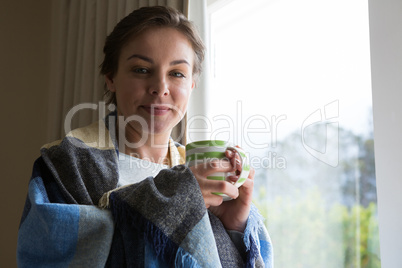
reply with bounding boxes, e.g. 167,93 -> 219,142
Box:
127,54 -> 153,63
170,59 -> 190,66
127,54 -> 190,66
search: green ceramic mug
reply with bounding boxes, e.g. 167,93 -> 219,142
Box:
185,140 -> 250,201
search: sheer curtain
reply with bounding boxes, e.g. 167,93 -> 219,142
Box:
47,0 -> 188,142
186,0 -> 210,143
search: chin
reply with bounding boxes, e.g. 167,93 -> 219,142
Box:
156,120 -> 184,135
145,123 -> 173,136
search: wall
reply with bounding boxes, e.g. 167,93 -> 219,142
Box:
0,0 -> 52,266
369,0 -> 402,267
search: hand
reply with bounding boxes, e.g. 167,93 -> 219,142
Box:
190,148 -> 255,232
209,148 -> 255,232
190,157 -> 239,208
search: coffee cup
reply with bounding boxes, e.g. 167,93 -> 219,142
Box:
185,140 -> 250,201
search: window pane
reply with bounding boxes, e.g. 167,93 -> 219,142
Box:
204,0 -> 380,266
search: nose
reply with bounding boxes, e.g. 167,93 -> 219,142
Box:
148,75 -> 170,97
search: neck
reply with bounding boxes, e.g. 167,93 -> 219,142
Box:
118,123 -> 170,165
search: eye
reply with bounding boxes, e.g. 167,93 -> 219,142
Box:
170,71 -> 186,78
133,68 -> 149,74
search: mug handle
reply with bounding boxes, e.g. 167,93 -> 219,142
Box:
227,146 -> 250,188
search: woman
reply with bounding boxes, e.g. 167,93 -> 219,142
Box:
17,6 -> 273,267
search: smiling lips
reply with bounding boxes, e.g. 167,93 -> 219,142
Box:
142,104 -> 172,116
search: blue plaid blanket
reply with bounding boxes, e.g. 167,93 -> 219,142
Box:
17,117 -> 273,267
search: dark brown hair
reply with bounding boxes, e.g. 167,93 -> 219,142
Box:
100,6 -> 205,105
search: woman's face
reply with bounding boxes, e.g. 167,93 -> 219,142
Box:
106,27 -> 195,138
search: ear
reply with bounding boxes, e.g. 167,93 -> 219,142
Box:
105,73 -> 116,92
191,79 -> 196,90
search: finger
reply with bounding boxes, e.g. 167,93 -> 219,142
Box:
202,179 -> 239,199
237,168 -> 255,199
204,194 -> 224,208
225,149 -> 237,172
227,175 -> 239,184
225,149 -> 234,158
234,155 -> 242,174
248,167 -> 255,180
225,149 -> 242,174
203,189 -> 238,207
201,159 -> 236,176
237,168 -> 255,194
240,177 -> 253,190
228,167 -> 254,186
237,177 -> 254,205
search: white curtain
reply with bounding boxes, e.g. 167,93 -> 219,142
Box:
186,0 -> 210,143
47,0 -> 188,142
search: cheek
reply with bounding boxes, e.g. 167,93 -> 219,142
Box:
175,84 -> 192,107
169,85 -> 191,119
116,80 -> 144,99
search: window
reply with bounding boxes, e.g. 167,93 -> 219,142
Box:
188,0 -> 381,266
